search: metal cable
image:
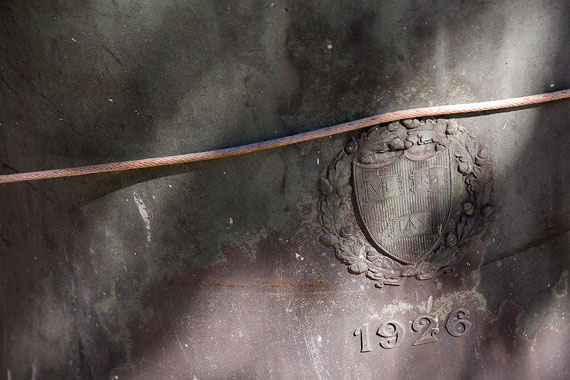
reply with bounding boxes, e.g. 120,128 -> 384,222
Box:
1,89 -> 568,184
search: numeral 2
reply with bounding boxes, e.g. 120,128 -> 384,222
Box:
411,315 -> 439,346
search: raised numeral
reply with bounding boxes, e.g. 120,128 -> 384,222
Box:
354,309 -> 472,352
445,308 -> 472,337
412,315 -> 439,346
354,324 -> 371,353
377,321 -> 404,349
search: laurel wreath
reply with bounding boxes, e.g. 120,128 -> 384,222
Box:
318,119 -> 493,287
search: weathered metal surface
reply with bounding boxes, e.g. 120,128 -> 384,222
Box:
1,1 -> 570,379
353,140 -> 453,263
319,119 -> 493,287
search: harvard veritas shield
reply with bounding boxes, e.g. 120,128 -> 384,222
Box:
353,149 -> 452,264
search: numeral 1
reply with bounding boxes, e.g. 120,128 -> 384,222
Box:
354,324 -> 371,352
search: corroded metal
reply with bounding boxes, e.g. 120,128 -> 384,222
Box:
446,308 -> 473,337
3,1 -> 570,378
319,119 -> 494,287
411,315 -> 439,346
377,321 -> 404,349
355,309 -> 473,352
353,149 -> 452,264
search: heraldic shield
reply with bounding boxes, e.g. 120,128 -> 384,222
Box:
353,149 -> 452,265
318,119 -> 494,287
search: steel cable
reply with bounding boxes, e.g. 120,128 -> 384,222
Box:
1,89 -> 568,184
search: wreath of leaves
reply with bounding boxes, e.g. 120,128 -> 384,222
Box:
318,119 -> 493,288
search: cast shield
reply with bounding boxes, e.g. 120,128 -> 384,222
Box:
353,149 -> 452,264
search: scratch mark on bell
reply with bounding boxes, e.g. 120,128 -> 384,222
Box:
133,192 -> 153,247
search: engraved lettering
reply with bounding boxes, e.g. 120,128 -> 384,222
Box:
382,175 -> 399,198
369,181 -> 382,195
412,315 -> 439,346
390,212 -> 431,239
421,171 -> 430,186
325,119 -> 493,283
413,168 -> 431,192
409,214 -> 423,229
377,321 -> 404,349
354,324 -> 371,353
445,308 -> 472,337
352,309 -> 473,352
412,166 -> 446,193
429,166 -> 445,189
363,174 -> 400,202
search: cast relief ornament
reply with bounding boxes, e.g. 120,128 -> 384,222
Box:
318,118 -> 493,287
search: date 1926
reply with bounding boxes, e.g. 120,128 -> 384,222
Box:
354,308 -> 472,352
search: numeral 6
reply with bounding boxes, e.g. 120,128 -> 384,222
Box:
445,308 -> 472,337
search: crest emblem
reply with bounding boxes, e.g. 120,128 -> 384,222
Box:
318,119 -> 493,287
353,149 -> 452,264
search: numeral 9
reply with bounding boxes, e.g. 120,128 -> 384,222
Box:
377,321 -> 404,349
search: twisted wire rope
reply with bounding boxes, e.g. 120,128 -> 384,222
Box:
1,89 -> 568,184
